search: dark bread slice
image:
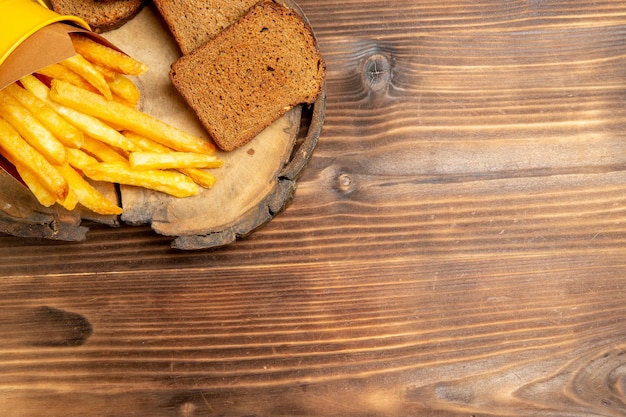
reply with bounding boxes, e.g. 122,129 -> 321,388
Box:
154,0 -> 261,55
169,1 -> 326,151
50,0 -> 145,33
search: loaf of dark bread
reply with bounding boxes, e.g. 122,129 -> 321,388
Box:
50,0 -> 145,33
169,1 -> 326,151
153,0 -> 261,55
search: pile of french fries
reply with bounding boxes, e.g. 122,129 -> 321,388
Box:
0,33 -> 222,216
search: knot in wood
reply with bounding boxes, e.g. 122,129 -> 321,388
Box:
337,173 -> 355,194
362,53 -> 391,93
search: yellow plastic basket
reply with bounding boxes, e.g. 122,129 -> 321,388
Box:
0,0 -> 89,67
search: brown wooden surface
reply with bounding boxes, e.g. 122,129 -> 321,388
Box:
2,0 -> 626,416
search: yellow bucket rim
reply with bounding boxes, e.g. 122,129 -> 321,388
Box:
0,0 -> 90,67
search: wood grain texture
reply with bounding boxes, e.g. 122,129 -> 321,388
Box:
1,0 -> 626,416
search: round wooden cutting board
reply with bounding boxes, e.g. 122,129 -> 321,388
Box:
0,0 -> 325,249
103,0 -> 325,250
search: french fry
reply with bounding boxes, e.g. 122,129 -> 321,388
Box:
16,172 -> 78,210
13,162 -> 57,207
58,54 -> 112,100
67,147 -> 99,170
49,79 -> 215,155
80,136 -> 128,163
20,75 -> 139,152
178,168 -> 217,189
52,102 -> 138,152
83,162 -> 199,198
129,151 -> 223,170
57,188 -> 79,211
18,74 -> 50,100
123,131 -> 217,188
111,95 -> 135,109
0,118 -> 68,201
0,90 -> 68,165
69,33 -> 148,76
108,73 -> 140,106
57,164 -> 122,215
123,130 -> 170,152
4,83 -> 84,149
35,63 -> 96,93
93,63 -> 116,82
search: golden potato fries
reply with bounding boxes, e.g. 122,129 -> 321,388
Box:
57,188 -> 79,211
93,63 -> 116,82
0,90 -> 68,165
66,147 -> 99,170
123,130 -> 169,152
123,131 -> 218,188
0,118 -> 68,201
178,168 -> 217,189
59,54 -> 112,100
57,164 -> 122,215
21,75 -> 138,152
129,151 -> 222,170
80,136 -> 128,164
108,74 -> 140,106
35,63 -> 96,93
69,33 -> 148,76
4,83 -> 84,149
19,74 -> 50,99
56,105 -> 138,152
0,41 -> 225,217
83,162 -> 199,198
13,162 -> 57,207
49,80 -> 215,155
52,102 -> 138,152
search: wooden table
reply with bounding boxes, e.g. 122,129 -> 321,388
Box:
2,1 -> 626,415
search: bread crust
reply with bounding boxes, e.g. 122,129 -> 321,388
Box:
154,0 -> 261,55
50,0 -> 145,33
170,1 -> 326,151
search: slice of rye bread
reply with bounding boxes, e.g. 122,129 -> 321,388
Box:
169,1 -> 326,151
154,0 -> 261,55
50,0 -> 145,33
